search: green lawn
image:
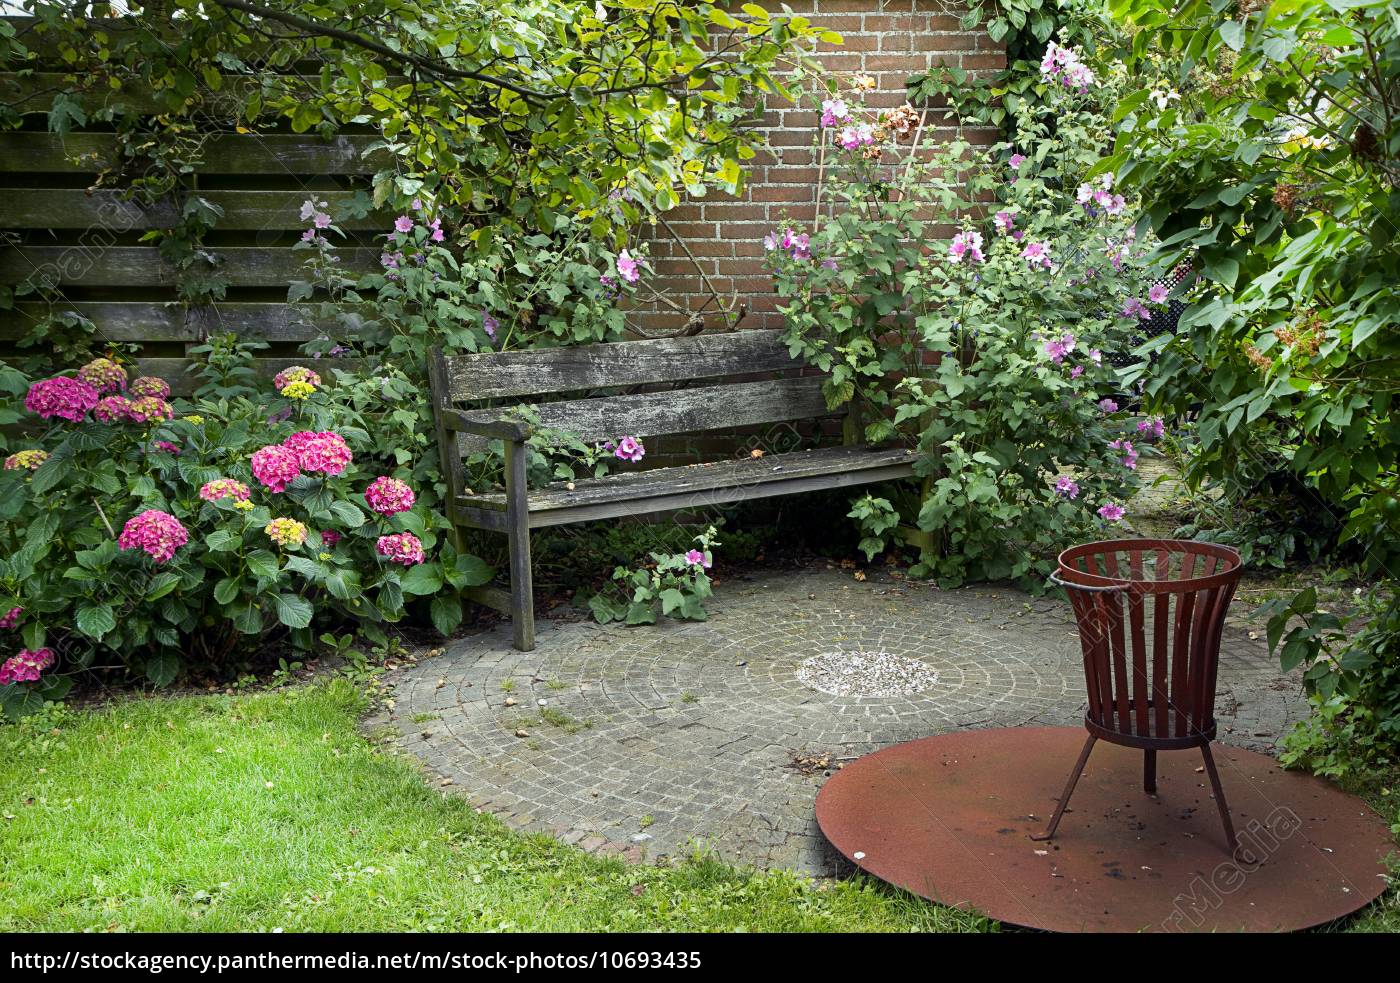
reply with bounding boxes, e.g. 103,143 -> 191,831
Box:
0,680 -> 988,932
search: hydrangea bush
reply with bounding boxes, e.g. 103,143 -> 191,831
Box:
769,54 -> 1161,586
0,350 -> 491,719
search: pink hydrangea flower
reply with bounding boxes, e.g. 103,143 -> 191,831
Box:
684,549 -> 712,569
1097,502 -> 1125,523
364,476 -> 415,515
0,606 -> 22,630
264,517 -> 308,549
199,478 -> 251,503
1054,476 -> 1080,499
283,431 -> 353,476
616,249 -> 642,284
273,366 -> 321,393
251,444 -> 302,493
93,395 -> 134,423
321,529 -> 342,547
25,376 -> 99,422
377,532 -> 426,566
949,230 -> 985,264
151,440 -> 181,455
129,376 -> 171,400
117,509 -> 188,564
77,358 -> 128,394
127,396 -> 174,423
4,450 -> 48,471
0,647 -> 55,686
614,436 -> 645,463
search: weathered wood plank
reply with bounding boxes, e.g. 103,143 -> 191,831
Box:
136,356 -> 361,396
0,190 -> 386,230
464,445 -> 918,512
457,447 -> 918,529
0,132 -> 385,174
444,329 -> 801,400
454,376 -> 832,453
0,246 -> 377,287
0,301 -> 332,342
1,72 -> 246,116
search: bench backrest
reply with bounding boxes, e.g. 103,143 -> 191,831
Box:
433,330 -> 832,455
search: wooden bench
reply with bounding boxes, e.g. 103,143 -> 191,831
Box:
428,330 -> 917,650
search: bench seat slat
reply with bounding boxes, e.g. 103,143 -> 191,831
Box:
443,329 -> 801,400
454,376 -> 831,452
456,444 -> 917,528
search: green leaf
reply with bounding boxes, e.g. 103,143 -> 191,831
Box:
74,603 -> 116,640
430,595 -> 463,637
1218,20 -> 1245,52
273,594 -> 314,629
399,564 -> 443,596
146,651 -> 180,687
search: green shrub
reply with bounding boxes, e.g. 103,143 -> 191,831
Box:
0,345 -> 491,718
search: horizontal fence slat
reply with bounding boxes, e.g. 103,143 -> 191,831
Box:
445,330 -> 801,400
455,376 -> 832,452
0,189 -> 385,231
0,302 -> 332,342
137,356 -> 361,396
0,246 -> 377,287
0,132 -> 387,175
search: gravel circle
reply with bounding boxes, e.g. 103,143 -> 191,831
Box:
797,649 -> 941,697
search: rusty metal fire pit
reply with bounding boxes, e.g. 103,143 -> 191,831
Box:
1034,538 -> 1246,856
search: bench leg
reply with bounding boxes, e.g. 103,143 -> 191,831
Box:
507,523 -> 535,651
503,438 -> 535,652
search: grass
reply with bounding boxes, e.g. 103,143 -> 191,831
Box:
0,681 -> 988,933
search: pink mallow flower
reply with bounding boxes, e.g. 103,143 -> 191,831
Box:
684,549 -> 712,569
377,532 -> 426,566
1098,398 -> 1119,414
283,431 -> 353,476
1043,333 -> 1076,364
1109,438 -> 1138,469
394,215 -> 414,234
0,647 -> 55,686
1137,416 -> 1166,440
1148,283 -> 1169,304
993,210 -> 1016,234
1097,502 -> 1126,523
614,436 -> 645,463
364,476 -> 415,516
25,376 -> 99,422
616,249 -> 642,284
949,230 -> 985,264
1009,153 -> 1026,170
117,509 -> 188,564
820,98 -> 850,128
1021,241 -> 1052,269
1122,298 -> 1152,320
251,444 -> 302,493
1054,475 -> 1080,499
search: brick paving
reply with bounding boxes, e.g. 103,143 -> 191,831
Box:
384,567 -> 1306,874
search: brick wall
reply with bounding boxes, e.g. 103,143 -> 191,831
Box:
636,0 -> 1004,335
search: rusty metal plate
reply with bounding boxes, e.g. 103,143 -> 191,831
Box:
815,727 -> 1394,932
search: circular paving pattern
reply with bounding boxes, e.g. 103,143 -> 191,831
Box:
817,727 -> 1395,932
798,649 -> 940,697
386,567 -> 1311,874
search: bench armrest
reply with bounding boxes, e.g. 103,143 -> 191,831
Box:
439,408 -> 531,442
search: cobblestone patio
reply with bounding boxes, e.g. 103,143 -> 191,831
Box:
385,566 -> 1307,874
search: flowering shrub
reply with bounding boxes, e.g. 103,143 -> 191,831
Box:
769,57 -> 1157,586
0,350 -> 492,718
587,527 -> 719,625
